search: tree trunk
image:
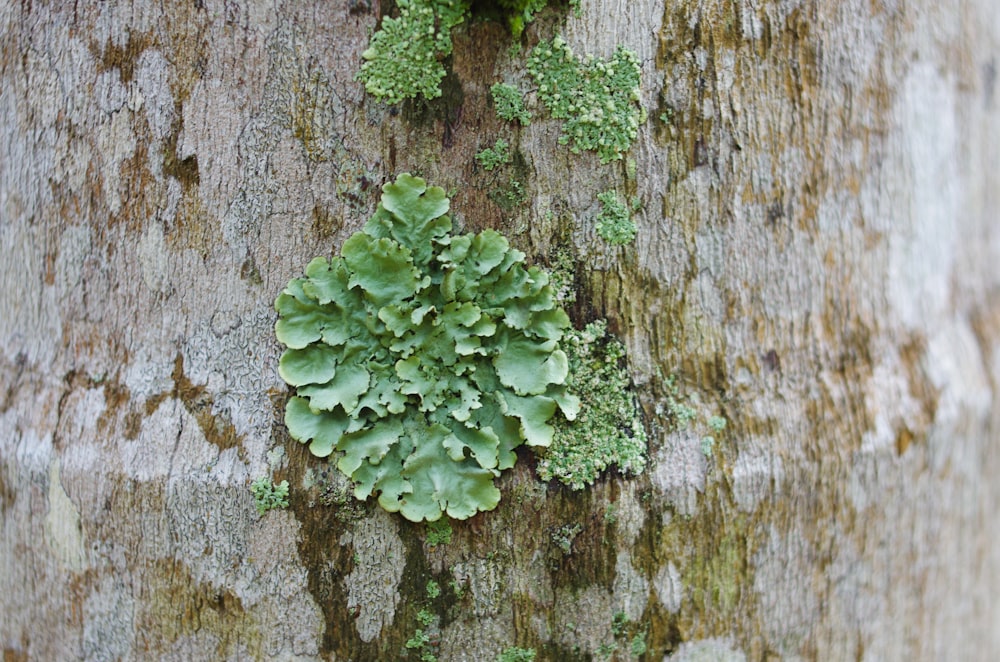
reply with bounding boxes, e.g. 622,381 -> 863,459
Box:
3,0 -> 1000,659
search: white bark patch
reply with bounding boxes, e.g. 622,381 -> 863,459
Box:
552,584 -> 615,656
45,457 -> 86,571
753,526 -> 820,657
95,108 -> 137,216
611,551 -> 649,622
666,637 -> 747,661
610,481 -> 646,546
82,573 -> 135,661
339,509 -> 405,642
451,556 -> 507,618
730,436 -> 785,513
888,62 -> 960,328
56,224 -> 92,295
137,221 -> 172,294
135,49 -> 175,142
653,561 -> 682,613
118,397 -> 218,482
649,430 -> 706,516
182,306 -> 282,453
0,219 -> 62,366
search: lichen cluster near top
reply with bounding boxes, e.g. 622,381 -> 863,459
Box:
356,0 -> 469,104
496,0 -> 548,38
358,0 -> 564,103
275,174 -> 578,521
527,36 -> 643,163
537,320 -> 647,489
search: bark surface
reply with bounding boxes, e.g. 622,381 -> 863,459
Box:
2,0 -> 1000,659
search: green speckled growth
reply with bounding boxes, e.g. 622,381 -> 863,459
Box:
527,36 -> 643,163
356,0 -> 469,104
595,190 -> 637,245
538,320 -> 647,489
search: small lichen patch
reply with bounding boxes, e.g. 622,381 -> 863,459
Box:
527,36 -> 643,163
595,190 -> 637,245
250,477 -> 290,515
476,138 -> 512,171
490,83 -> 531,125
356,0 -> 469,104
538,320 -> 647,489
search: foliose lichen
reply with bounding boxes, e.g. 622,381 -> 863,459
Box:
595,190 -> 637,245
250,477 -> 290,515
537,320 -> 647,490
275,174 -> 578,521
476,138 -> 512,171
490,83 -> 532,125
527,35 -> 643,163
356,0 -> 469,104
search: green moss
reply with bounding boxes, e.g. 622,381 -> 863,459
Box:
496,0 -> 548,37
426,579 -> 442,599
527,35 -> 643,163
537,320 -> 647,489
476,138 -> 512,171
356,0 -> 469,104
250,477 -> 289,515
595,190 -> 636,245
491,83 -> 532,125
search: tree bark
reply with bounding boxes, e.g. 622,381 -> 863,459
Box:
3,0 -> 1000,660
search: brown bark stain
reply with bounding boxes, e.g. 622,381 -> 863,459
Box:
134,557 -> 257,658
171,353 -> 243,453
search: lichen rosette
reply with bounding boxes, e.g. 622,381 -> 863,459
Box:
275,174 -> 578,521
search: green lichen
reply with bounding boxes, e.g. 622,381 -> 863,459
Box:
497,646 -> 537,662
426,579 -> 442,599
491,83 -> 531,125
476,138 -> 512,171
538,320 -> 647,490
275,174 -> 579,522
250,477 -> 290,515
595,190 -> 636,245
356,0 -> 469,104
426,519 -> 453,546
527,35 -> 643,163
551,522 -> 583,554
489,178 -> 528,210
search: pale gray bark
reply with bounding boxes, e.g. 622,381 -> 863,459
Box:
2,0 -> 1000,660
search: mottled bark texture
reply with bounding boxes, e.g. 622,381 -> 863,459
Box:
3,0 -> 1000,659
